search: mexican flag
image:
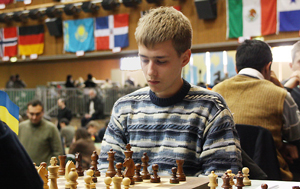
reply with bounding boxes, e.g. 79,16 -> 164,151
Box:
226,0 -> 276,38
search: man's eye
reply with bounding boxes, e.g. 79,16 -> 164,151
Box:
157,60 -> 166,64
141,59 -> 149,63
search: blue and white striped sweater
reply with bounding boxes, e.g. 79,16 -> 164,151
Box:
99,81 -> 242,176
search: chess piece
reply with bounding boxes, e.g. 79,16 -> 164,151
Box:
261,183 -> 268,189
208,171 -> 218,189
242,167 -> 251,186
68,168 -> 78,189
150,164 -> 161,183
104,177 -> 112,189
122,177 -> 131,189
75,152 -> 84,176
141,152 -> 150,179
170,167 -> 179,184
86,169 -> 96,188
176,159 -> 186,181
48,157 -> 59,189
90,181 -> 96,189
226,169 -> 235,188
65,160 -> 76,181
91,151 -> 101,177
235,171 -> 244,189
84,174 -> 92,189
89,166 -> 97,183
112,176 -> 123,189
115,162 -> 124,178
292,187 -> 300,189
58,155 -> 66,175
221,172 -> 231,189
38,165 -> 49,189
133,163 -> 143,182
106,149 -> 117,177
33,162 -> 39,171
123,144 -> 135,185
41,162 -> 47,168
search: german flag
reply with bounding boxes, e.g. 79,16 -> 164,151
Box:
18,25 -> 44,56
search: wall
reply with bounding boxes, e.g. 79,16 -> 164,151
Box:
0,0 -> 299,88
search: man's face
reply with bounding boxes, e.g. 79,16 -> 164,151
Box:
89,90 -> 96,99
57,99 -> 63,109
139,40 -> 191,98
291,51 -> 300,71
27,105 -> 44,125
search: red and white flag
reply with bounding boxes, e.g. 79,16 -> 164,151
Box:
94,14 -> 129,50
0,27 -> 18,57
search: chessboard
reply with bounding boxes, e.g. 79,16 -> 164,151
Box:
56,175 -> 210,189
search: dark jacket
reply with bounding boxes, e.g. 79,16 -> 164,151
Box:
86,96 -> 104,119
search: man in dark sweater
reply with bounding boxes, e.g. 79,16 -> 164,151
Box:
57,98 -> 72,130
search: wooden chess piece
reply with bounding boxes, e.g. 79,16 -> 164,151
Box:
141,152 -> 150,179
115,162 -> 124,178
65,160 -> 76,181
170,167 -> 179,184
122,177 -> 131,189
221,172 -> 231,189
242,167 -> 251,186
89,166 -> 97,183
104,177 -> 112,189
292,187 -> 300,189
208,171 -> 218,189
91,151 -> 100,177
123,144 -> 135,185
58,155 -> 66,176
84,174 -> 92,189
226,169 -> 235,188
261,183 -> 268,189
38,165 -> 49,189
133,163 -> 143,182
235,171 -> 244,189
48,157 -> 59,189
112,176 -> 123,189
106,149 -> 117,177
33,162 -> 39,171
176,159 -> 186,181
75,152 -> 84,176
150,164 -> 161,183
41,162 -> 47,168
90,181 -> 96,189
67,168 -> 78,189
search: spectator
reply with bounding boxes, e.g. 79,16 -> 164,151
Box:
212,39 -> 300,181
69,128 -> 96,170
5,75 -> 15,89
81,89 -> 104,127
97,120 -> 109,143
84,74 -> 96,88
18,99 -> 63,166
101,78 -> 113,89
13,74 -> 26,88
65,75 -> 75,88
60,118 -> 75,148
57,98 -> 72,130
86,120 -> 101,142
125,76 -> 134,87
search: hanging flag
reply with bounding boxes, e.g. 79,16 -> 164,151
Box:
0,27 -> 18,57
278,0 -> 300,32
0,90 -> 19,135
95,14 -> 129,50
18,25 -> 44,56
226,0 -> 276,38
63,18 -> 95,53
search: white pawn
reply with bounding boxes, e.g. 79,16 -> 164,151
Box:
208,171 -> 218,189
112,177 -> 123,189
122,177 -> 131,189
48,157 -> 59,189
226,169 -> 235,187
84,175 -> 92,189
68,168 -> 78,189
104,177 -> 112,189
242,167 -> 251,186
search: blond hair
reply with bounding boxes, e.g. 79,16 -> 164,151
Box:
291,41 -> 300,63
135,6 -> 192,56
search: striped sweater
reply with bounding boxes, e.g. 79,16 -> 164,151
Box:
99,80 -> 242,176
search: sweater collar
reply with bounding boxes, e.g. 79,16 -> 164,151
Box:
149,79 -> 191,107
238,68 -> 264,80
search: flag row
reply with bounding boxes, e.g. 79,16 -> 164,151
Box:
0,13 -> 129,57
227,0 -> 300,38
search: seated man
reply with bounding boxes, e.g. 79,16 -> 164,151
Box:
213,39 -> 300,181
99,7 -> 242,177
81,89 -> 104,127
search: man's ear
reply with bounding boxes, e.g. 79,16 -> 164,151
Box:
181,49 -> 191,67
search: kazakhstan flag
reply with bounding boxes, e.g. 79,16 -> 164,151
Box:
0,91 -> 19,134
63,18 -> 95,53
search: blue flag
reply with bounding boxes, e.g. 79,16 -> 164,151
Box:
0,90 -> 19,134
63,18 -> 95,53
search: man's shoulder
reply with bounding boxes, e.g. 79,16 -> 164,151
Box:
116,87 -> 150,102
19,120 -> 30,127
41,119 -> 56,128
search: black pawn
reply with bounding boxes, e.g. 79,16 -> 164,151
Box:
170,167 -> 179,184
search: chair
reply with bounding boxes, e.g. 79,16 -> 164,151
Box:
236,124 -> 281,180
